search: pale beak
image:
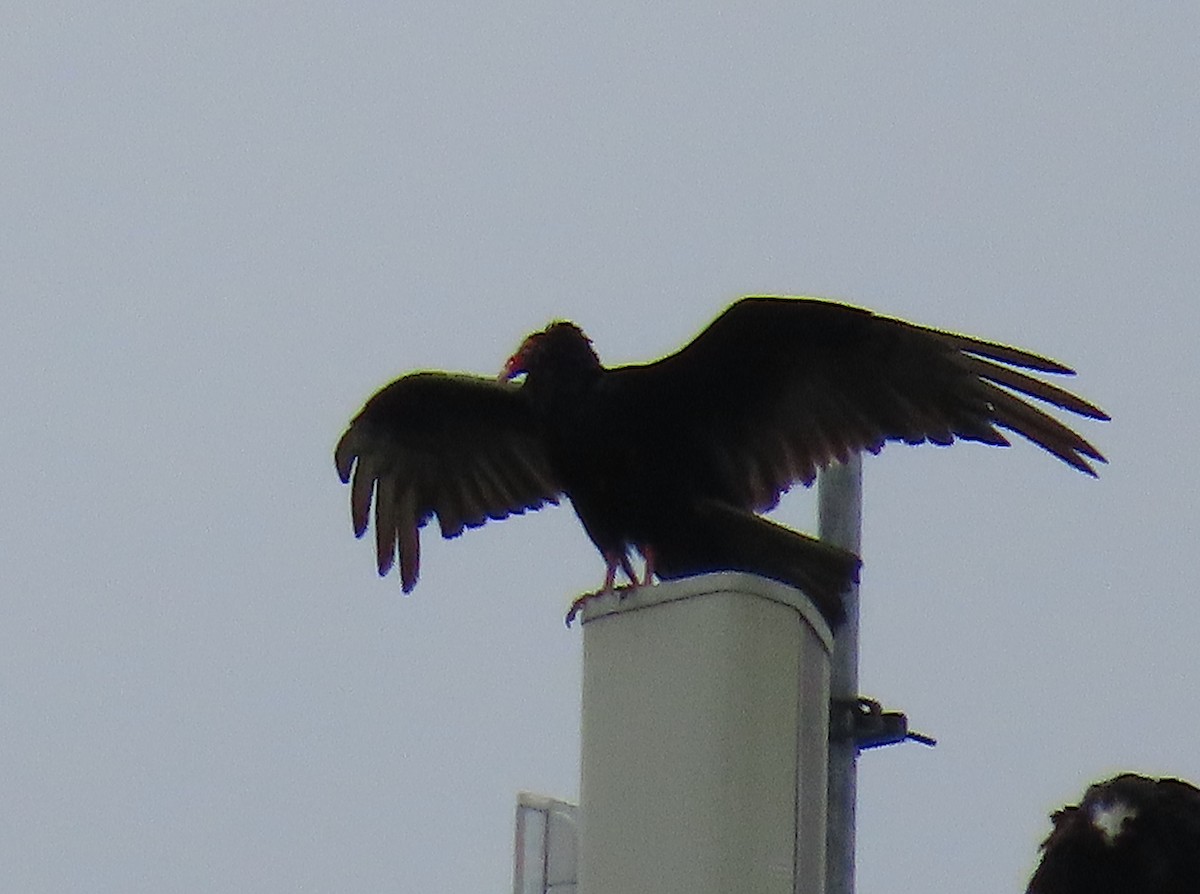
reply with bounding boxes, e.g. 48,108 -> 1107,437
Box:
499,354 -> 523,381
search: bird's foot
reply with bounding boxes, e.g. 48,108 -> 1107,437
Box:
565,593 -> 590,628
564,579 -> 642,628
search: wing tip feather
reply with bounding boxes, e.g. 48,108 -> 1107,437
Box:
334,428 -> 357,483
350,470 -> 373,538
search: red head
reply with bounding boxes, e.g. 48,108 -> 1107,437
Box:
500,322 -> 598,381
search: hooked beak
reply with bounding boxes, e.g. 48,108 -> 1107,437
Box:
499,353 -> 524,381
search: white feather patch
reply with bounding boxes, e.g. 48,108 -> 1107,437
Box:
1090,800 -> 1138,844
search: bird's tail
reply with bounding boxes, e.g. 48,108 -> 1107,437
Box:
650,500 -> 860,629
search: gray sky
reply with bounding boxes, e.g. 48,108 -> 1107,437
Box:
2,3 -> 1197,891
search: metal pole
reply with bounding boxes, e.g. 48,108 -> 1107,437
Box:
818,455 -> 863,894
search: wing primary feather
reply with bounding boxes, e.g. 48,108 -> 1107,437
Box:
983,383 -> 1106,474
396,486 -> 421,592
998,387 -> 1106,462
374,478 -> 398,576
350,464 -> 374,539
958,355 -> 1110,419
334,428 -> 357,483
939,332 -> 1075,374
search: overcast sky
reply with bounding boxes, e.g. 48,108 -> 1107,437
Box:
3,3 -> 1198,892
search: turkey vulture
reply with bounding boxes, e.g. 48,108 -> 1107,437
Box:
334,296 -> 1107,626
1027,773 -> 1200,894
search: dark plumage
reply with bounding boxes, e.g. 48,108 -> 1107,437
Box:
334,296 -> 1108,626
1027,774 -> 1200,894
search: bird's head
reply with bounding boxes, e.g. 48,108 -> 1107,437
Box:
1080,774 -> 1152,846
501,321 -> 600,382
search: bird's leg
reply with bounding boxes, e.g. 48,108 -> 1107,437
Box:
639,545 -> 657,585
601,557 -> 619,592
618,552 -> 638,587
566,550 -> 632,627
602,550 -> 638,591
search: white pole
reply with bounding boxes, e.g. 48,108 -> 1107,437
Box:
818,456 -> 863,894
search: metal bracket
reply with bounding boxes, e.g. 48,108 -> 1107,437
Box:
831,696 -> 937,751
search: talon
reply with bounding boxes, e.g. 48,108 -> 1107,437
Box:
565,594 -> 589,628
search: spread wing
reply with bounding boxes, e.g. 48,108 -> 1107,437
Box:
613,296 -> 1108,511
334,372 -> 561,591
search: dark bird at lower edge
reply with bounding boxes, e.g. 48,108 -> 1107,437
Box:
334,296 -> 1109,627
1027,773 -> 1200,894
